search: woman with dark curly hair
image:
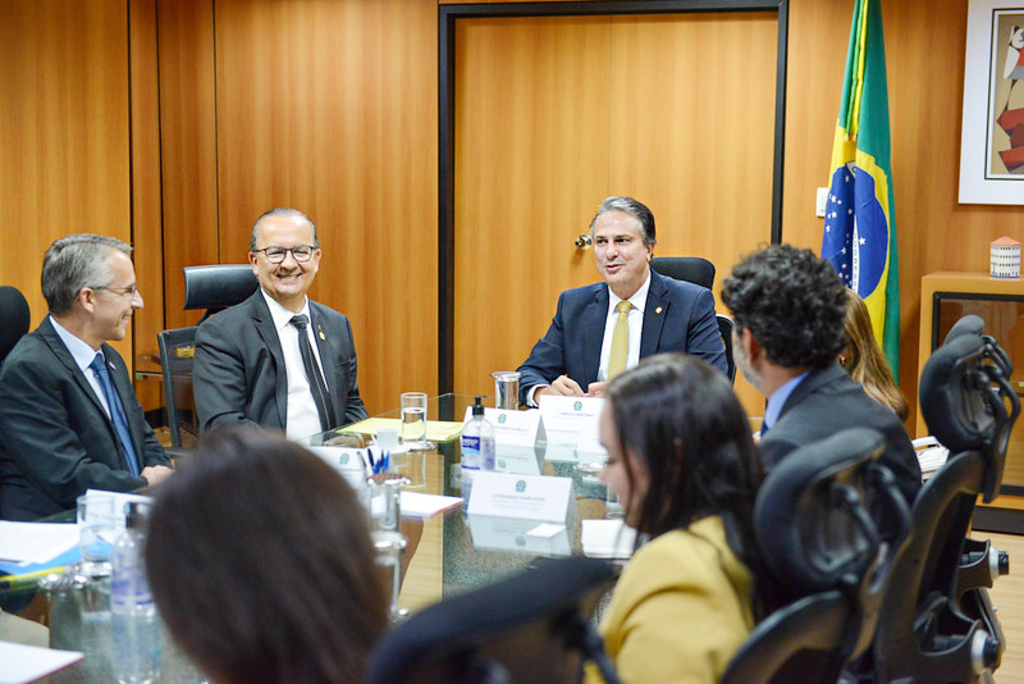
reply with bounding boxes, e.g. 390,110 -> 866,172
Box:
587,353 -> 774,683
145,427 -> 388,684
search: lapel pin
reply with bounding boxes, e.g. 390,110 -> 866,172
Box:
655,306 -> 663,314
318,325 -> 326,341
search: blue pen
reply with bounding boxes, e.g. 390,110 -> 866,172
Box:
383,450 -> 390,473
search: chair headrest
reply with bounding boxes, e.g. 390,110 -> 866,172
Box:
183,265 -> 259,312
366,556 -> 617,683
942,314 -> 985,345
650,256 -> 716,290
919,332 -> 993,453
755,427 -> 889,597
0,286 -> 30,363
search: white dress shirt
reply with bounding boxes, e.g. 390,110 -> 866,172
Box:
261,291 -> 330,441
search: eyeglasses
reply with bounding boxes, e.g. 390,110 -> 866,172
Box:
254,245 -> 316,264
93,284 -> 138,298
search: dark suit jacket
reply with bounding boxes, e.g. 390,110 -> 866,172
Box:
193,291 -> 368,434
759,362 -> 922,505
0,317 -> 170,520
517,270 -> 727,402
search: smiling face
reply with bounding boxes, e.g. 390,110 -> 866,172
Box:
598,402 -> 650,527
592,210 -> 653,300
249,213 -> 322,312
87,250 -> 143,346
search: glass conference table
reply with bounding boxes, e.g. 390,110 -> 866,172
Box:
0,394 -> 614,682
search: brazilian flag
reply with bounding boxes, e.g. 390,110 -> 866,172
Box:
821,0 -> 900,380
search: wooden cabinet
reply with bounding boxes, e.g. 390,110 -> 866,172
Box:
919,273 -> 1024,528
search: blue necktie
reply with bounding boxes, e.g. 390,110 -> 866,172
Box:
90,353 -> 140,477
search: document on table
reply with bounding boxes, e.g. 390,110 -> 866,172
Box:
401,492 -> 463,518
345,418 -> 465,443
0,522 -> 78,566
0,641 -> 83,684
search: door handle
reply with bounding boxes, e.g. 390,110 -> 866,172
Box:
575,234 -> 592,249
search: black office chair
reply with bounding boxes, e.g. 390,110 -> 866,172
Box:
366,556 -> 620,684
183,264 -> 259,321
0,285 -> 30,366
717,314 -> 737,383
871,318 -> 1019,683
157,327 -> 199,450
650,256 -> 715,290
721,427 -> 909,684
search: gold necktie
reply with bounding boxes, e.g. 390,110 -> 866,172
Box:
607,300 -> 632,381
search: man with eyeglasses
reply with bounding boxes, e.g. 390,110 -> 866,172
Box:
0,234 -> 174,520
194,207 -> 368,439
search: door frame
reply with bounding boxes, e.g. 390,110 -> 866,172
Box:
438,0 -> 790,392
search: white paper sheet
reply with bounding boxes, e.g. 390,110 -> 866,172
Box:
581,519 -> 637,559
0,523 -> 78,565
0,641 -> 83,684
400,492 -> 463,518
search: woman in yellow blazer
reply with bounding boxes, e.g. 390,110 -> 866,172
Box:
588,353 -> 773,683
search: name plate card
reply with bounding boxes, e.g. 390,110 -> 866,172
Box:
461,407 -> 541,447
538,395 -> 604,437
467,472 -> 573,522
308,447 -> 369,491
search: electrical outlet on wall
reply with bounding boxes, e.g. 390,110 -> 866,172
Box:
816,187 -> 828,218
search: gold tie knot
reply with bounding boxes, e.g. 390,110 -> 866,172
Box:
616,300 -> 632,315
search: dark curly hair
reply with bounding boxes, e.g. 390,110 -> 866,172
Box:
721,244 -> 847,369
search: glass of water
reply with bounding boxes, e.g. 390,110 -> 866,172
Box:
400,392 -> 428,448
77,493 -> 116,577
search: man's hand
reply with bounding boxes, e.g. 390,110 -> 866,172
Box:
140,465 -> 174,487
536,375 -> 585,398
585,381 -> 609,398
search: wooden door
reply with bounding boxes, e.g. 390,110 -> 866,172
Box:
452,12 -> 778,416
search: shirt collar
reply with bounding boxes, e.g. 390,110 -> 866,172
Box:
261,290 -> 311,331
50,315 -> 102,373
608,270 -> 651,314
764,370 -> 811,430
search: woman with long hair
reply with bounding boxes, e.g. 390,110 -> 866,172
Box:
841,289 -> 909,421
145,427 -> 388,684
589,353 -> 772,683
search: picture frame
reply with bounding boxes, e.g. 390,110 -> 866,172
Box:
960,0 -> 1024,205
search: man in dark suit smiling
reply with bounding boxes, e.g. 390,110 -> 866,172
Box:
194,208 -> 368,440
517,196 -> 726,406
0,234 -> 173,520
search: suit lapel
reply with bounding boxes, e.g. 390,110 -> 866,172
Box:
249,293 -> 288,430
309,303 -> 341,401
640,271 -> 669,358
38,318 -> 107,417
582,286 -> 608,386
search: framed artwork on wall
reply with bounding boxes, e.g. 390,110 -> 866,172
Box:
960,0 -> 1024,204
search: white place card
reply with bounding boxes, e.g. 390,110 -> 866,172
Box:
542,430 -> 585,463
467,514 -> 572,556
467,472 -> 573,522
493,444 -> 544,475
538,395 -> 604,436
462,407 -> 541,447
307,447 -> 369,492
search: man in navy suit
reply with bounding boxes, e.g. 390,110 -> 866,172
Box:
194,208 -> 368,440
0,235 -> 174,520
721,244 -> 921,505
517,196 -> 727,405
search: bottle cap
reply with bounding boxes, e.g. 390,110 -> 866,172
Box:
473,395 -> 485,416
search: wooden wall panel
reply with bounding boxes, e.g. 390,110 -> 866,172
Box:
156,0 -> 221,332
130,0 -> 167,411
0,0 -> 132,361
453,12 -> 776,415
213,0 -> 438,415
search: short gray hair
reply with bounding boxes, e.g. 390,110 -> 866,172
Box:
589,196 -> 657,247
42,234 -> 132,316
249,208 -> 318,253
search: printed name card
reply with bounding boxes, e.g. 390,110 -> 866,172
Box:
308,447 -> 369,491
538,395 -> 604,437
462,406 -> 541,447
467,472 -> 573,522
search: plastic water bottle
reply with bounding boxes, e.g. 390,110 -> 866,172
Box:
461,395 -> 496,476
110,502 -> 162,684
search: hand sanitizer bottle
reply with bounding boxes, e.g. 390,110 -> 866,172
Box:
461,396 -> 496,476
111,502 -> 161,684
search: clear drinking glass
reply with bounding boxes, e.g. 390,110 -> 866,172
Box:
372,530 -> 409,624
492,372 -> 521,410
77,493 -> 117,577
400,392 -> 428,448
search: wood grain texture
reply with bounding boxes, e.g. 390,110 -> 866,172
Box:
453,12 -> 775,415
0,0 -> 132,362
156,0 -> 220,332
212,0 -> 438,415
